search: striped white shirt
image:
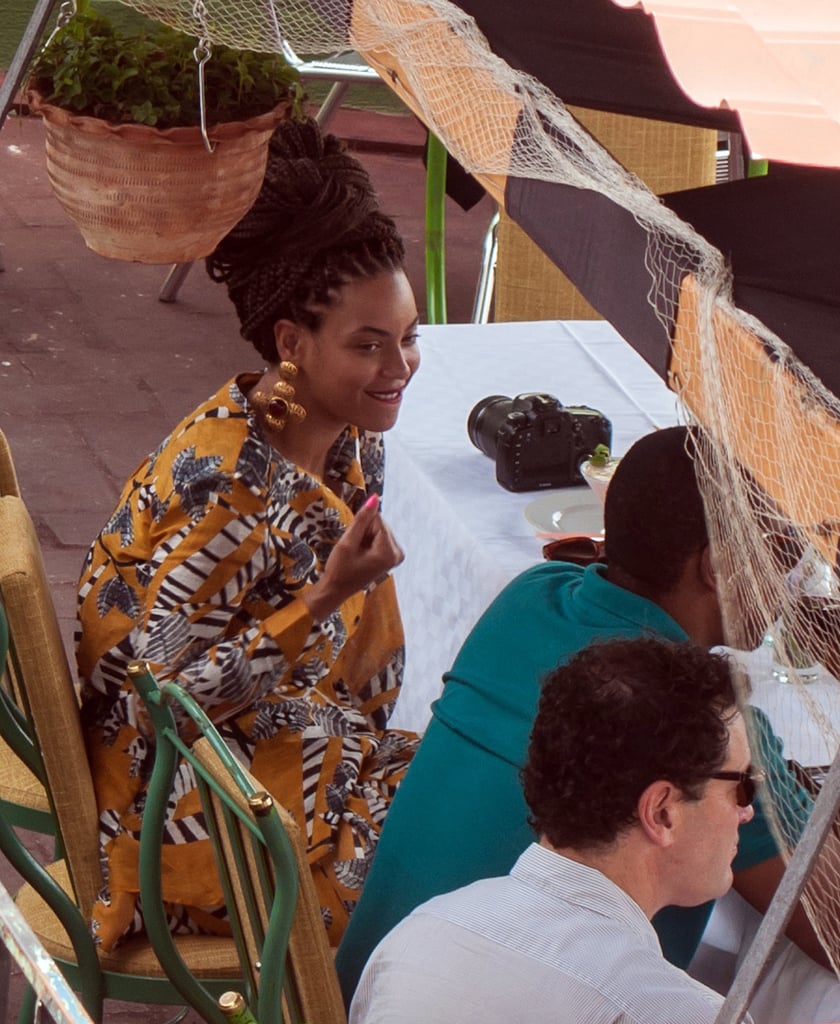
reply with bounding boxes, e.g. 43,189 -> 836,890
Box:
350,843 -> 752,1024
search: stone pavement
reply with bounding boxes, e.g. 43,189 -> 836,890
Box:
0,103 -> 494,1020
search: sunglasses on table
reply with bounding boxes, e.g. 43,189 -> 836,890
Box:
708,767 -> 766,807
542,535 -> 606,567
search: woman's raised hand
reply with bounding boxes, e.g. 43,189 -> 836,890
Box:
302,494 -> 405,622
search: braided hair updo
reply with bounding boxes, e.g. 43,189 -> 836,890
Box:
206,116 -> 406,361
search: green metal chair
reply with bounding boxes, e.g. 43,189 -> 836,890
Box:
0,494 -> 246,1023
0,638 -> 54,837
130,660 -> 346,1024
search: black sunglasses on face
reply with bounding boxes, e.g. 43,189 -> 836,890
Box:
709,768 -> 766,807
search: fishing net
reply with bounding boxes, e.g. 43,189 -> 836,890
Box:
104,0 -> 840,977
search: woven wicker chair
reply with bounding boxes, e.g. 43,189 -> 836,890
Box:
0,494 -> 246,1024
492,109 -> 718,323
0,433 -> 55,839
130,661 -> 346,1024
0,641 -> 54,838
0,428 -> 20,498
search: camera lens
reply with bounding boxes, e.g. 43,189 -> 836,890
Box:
467,395 -> 514,459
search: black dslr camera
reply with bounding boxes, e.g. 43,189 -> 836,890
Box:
467,393 -> 612,492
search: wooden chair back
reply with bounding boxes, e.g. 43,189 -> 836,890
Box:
0,495 -> 102,915
0,427 -> 21,497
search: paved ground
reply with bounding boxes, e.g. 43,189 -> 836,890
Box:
0,101 -> 495,1020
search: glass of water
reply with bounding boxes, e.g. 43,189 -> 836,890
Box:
771,618 -> 820,684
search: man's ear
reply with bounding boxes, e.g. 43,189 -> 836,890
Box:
273,319 -> 302,363
637,780 -> 681,849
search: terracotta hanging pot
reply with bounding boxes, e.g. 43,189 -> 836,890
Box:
27,89 -> 291,264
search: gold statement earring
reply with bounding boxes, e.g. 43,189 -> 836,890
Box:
255,361 -> 307,431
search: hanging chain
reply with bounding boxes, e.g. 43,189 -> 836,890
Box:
191,0 -> 215,154
41,0 -> 77,53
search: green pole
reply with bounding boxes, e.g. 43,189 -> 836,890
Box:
425,132 -> 448,324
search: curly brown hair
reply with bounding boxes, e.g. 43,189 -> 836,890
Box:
522,636 -> 738,850
206,116 -> 406,361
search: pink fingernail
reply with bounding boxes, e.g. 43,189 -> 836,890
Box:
364,494 -> 379,511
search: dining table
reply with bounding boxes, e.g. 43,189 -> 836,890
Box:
383,318 -> 840,766
383,317 -> 681,731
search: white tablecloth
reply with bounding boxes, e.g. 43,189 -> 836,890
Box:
383,319 -> 681,730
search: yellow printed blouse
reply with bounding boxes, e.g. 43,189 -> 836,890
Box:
77,375 -> 418,951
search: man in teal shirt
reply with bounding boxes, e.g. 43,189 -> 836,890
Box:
336,426 -> 821,1003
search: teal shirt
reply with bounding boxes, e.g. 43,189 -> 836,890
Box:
432,561 -> 687,765
336,562 -> 811,1004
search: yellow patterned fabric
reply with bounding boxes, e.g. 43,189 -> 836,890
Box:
77,375 -> 418,951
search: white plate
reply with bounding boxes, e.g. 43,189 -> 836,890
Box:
524,488 -> 604,535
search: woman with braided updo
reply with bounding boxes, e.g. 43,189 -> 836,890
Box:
77,116 -> 421,951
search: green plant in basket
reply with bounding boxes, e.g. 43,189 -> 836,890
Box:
24,1 -> 305,264
29,3 -> 304,129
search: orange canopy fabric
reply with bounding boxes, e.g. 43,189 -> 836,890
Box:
612,0 -> 840,167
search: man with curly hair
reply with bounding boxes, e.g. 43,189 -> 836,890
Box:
351,637 -> 756,1023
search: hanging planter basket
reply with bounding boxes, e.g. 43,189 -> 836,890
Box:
27,88 -> 292,264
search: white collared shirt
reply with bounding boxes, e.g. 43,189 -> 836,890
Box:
350,843 -> 753,1024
